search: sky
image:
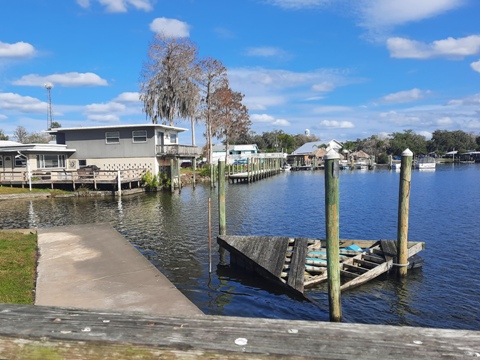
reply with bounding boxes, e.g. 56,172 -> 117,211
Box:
1,0 -> 480,146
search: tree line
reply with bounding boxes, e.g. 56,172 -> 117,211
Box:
230,128 -> 480,164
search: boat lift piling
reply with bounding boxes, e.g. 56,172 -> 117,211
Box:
324,149 -> 342,322
218,159 -> 227,265
397,148 -> 413,277
218,159 -> 226,236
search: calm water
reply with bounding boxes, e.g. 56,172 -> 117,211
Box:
1,164 -> 479,330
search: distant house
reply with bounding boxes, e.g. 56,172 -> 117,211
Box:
288,140 -> 344,166
212,144 -> 259,164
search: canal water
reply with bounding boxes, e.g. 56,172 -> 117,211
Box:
1,164 -> 479,330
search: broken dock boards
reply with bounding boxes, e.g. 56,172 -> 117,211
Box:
217,235 -> 425,296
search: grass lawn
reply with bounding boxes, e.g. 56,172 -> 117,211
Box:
0,230 -> 37,304
0,186 -> 70,196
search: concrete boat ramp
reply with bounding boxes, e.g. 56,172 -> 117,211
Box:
36,223 -> 202,316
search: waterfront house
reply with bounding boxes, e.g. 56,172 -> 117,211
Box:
0,124 -> 200,189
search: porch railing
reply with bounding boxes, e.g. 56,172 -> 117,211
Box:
156,144 -> 201,157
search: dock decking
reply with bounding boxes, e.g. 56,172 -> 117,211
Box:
217,235 -> 425,295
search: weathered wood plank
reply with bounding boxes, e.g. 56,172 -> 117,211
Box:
217,235 -> 289,277
340,260 -> 393,291
2,304 -> 477,360
362,254 -> 385,263
353,258 -> 379,269
340,270 -> 360,278
381,240 -> 398,262
287,238 -> 308,293
343,264 -> 369,274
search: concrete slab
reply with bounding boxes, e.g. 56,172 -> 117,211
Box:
36,223 -> 203,316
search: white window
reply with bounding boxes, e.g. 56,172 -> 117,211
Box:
106,131 -> 120,144
132,130 -> 147,143
170,133 -> 177,144
14,158 -> 26,167
37,154 -> 66,169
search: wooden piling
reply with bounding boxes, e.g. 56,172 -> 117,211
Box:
170,159 -> 174,193
218,159 -> 226,236
176,159 -> 182,193
397,148 -> 413,277
192,157 -> 196,189
324,149 -> 342,322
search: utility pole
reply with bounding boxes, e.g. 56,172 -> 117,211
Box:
44,82 -> 53,130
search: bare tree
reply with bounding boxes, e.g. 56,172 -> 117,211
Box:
210,86 -> 250,164
196,57 -> 228,164
13,126 -> 29,143
140,34 -> 199,126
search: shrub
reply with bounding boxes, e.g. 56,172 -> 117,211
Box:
141,171 -> 159,191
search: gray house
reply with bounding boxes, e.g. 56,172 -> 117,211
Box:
49,123 -> 199,175
0,124 -> 200,189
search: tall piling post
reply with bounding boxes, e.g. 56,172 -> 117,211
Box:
217,159 -> 227,265
324,149 -> 342,322
170,159 -> 175,193
397,148 -> 413,277
218,159 -> 226,236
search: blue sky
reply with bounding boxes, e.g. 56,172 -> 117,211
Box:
1,0 -> 479,145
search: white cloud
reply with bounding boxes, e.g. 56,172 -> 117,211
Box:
76,0 -> 90,8
251,114 -> 275,123
78,0 -> 153,12
265,0 -> 331,9
0,92 -> 45,114
245,47 -> 287,58
418,130 -> 433,139
251,113 -> 291,126
113,92 -> 141,103
88,114 -> 120,122
387,35 -> 480,59
358,0 -> 463,30
272,119 -> 291,126
312,81 -> 336,92
471,59 -> 480,73
313,106 -> 352,113
13,72 -> 108,87
436,117 -> 453,126
150,18 -> 190,38
320,120 -> 354,128
0,114 -> 8,120
382,88 -> 429,103
85,102 -> 126,114
0,41 -> 36,58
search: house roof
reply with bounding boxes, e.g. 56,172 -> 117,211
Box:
48,123 -> 188,133
352,150 -> 370,159
0,142 -> 75,153
292,141 -> 324,155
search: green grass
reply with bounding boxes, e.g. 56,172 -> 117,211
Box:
0,186 -> 70,196
0,230 -> 37,304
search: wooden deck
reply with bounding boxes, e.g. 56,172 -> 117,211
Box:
0,168 -> 145,191
217,236 -> 425,295
0,303 -> 478,359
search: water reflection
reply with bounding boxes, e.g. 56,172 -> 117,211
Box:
1,165 -> 480,329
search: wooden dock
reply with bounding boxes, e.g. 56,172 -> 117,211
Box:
217,235 -> 425,295
228,157 -> 283,183
0,303 -> 478,359
0,168 -> 145,191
